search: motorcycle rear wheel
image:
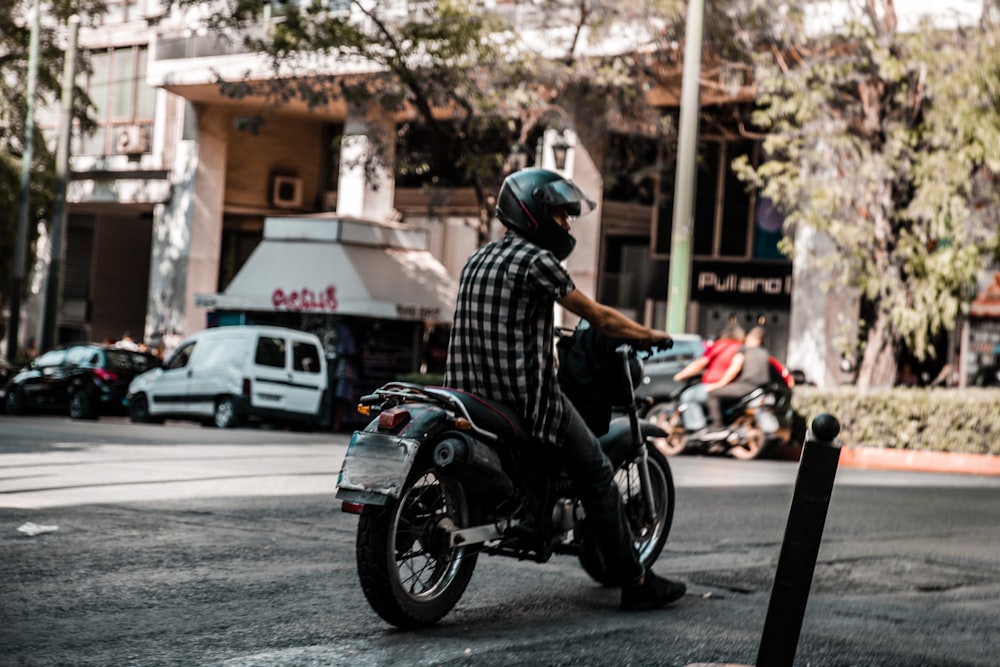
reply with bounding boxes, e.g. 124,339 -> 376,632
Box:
578,443 -> 675,586
356,459 -> 478,628
728,415 -> 767,460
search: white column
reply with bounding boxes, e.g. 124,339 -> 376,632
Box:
544,129 -> 603,328
145,102 -> 226,348
336,103 -> 396,220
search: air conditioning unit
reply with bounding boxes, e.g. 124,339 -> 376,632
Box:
115,125 -> 149,156
272,175 -> 303,209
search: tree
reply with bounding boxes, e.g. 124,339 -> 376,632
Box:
1,0 -> 100,345
737,0 -> 1000,387
185,0 -> 742,240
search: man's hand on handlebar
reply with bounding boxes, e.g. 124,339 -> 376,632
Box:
640,330 -> 673,352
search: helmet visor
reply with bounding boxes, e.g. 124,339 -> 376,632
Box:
532,180 -> 596,218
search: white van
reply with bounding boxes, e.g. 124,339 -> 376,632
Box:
127,325 -> 328,429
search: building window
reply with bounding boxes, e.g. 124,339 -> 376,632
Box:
78,44 -> 157,156
603,133 -> 659,205
600,236 -> 652,317
653,138 -> 773,261
394,119 -> 513,189
219,216 -> 264,291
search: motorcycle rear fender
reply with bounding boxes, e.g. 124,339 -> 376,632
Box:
336,429 -> 423,506
336,404 -> 451,506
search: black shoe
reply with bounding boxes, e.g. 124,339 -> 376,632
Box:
620,571 -> 686,611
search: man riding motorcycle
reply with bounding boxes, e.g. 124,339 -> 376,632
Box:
444,168 -> 686,611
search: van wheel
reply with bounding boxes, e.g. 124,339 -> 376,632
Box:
213,398 -> 240,429
128,394 -> 163,424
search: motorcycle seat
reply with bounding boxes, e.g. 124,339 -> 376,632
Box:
430,387 -> 531,443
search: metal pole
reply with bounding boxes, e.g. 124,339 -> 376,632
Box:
665,0 -> 705,334
7,0 -> 42,359
755,413 -> 843,667
42,16 -> 80,351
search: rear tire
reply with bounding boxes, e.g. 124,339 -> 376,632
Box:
728,416 -> 767,460
69,389 -> 97,420
356,458 -> 478,628
579,442 -> 675,586
213,398 -> 240,429
5,388 -> 25,416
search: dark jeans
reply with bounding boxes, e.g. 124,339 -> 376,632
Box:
558,396 -> 644,585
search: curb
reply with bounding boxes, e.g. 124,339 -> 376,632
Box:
838,446 -> 1000,477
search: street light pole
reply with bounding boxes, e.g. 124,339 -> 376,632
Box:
7,0 -> 42,359
665,0 -> 705,334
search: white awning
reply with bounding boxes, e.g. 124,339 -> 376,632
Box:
195,217 -> 458,322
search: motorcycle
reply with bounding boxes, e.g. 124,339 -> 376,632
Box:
648,371 -> 795,460
335,327 -> 675,628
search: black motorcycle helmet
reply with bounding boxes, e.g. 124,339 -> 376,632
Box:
495,168 -> 596,260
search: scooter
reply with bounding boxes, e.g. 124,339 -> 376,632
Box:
335,327 -> 675,628
651,376 -> 794,460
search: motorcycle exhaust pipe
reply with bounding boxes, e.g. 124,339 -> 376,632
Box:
433,436 -> 514,496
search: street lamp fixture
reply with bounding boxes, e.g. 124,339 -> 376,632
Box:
551,138 -> 571,171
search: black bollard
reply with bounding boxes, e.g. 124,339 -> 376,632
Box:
755,414 -> 842,667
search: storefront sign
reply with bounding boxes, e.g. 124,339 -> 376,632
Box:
692,261 -> 792,307
272,285 -> 339,312
395,305 -> 442,320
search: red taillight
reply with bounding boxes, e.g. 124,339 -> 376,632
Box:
94,368 -> 118,382
341,501 -> 365,514
242,378 -> 251,397
377,407 -> 410,431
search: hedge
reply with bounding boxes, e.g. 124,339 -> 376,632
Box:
792,387 -> 1000,456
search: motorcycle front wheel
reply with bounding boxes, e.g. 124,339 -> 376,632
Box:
645,402 -> 687,456
356,458 -> 478,629
578,443 -> 675,586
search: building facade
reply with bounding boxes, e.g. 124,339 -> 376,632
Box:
19,0 -> 985,392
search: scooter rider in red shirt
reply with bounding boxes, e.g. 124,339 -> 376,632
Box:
672,322 -> 746,432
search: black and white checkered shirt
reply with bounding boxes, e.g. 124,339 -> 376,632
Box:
445,232 -> 575,446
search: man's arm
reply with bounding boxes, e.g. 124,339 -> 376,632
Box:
705,352 -> 745,392
558,289 -> 669,347
674,356 -> 708,381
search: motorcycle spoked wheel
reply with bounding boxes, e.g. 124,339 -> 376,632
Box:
577,443 -> 675,586
727,415 -> 767,460
356,458 -> 478,629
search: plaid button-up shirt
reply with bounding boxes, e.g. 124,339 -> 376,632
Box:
444,232 -> 575,446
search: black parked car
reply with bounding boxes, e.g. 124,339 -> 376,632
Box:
4,344 -> 160,420
634,333 -> 707,410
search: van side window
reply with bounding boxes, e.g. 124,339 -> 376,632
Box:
165,342 -> 196,370
293,341 -> 321,374
255,337 -> 286,368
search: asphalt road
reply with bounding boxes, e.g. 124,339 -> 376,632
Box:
2,416 -> 999,666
